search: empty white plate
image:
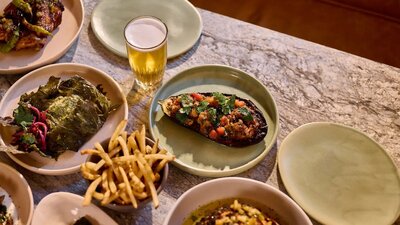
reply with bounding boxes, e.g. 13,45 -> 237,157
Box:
32,192 -> 118,225
278,122 -> 400,225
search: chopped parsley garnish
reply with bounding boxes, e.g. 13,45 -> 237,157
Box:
13,105 -> 34,128
196,101 -> 209,112
212,92 -> 236,115
176,94 -> 194,124
20,133 -> 36,145
176,112 -> 188,124
222,94 -> 235,115
207,108 -> 217,125
179,106 -> 191,115
212,92 -> 226,104
180,94 -> 193,107
238,107 -> 254,122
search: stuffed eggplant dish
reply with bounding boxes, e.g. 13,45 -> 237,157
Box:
159,92 -> 267,147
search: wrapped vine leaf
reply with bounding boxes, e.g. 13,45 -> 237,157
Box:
0,75 -> 115,159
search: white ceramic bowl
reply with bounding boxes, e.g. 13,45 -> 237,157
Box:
163,177 -> 312,225
0,162 -> 34,225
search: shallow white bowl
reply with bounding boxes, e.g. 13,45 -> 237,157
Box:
0,162 -> 34,225
163,177 -> 312,225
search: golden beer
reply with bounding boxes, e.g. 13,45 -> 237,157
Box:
124,16 -> 168,90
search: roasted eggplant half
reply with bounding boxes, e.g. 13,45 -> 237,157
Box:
158,92 -> 267,147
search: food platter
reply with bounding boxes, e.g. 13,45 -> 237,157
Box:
0,0 -> 84,75
163,177 -> 312,225
149,65 -> 279,177
91,0 -> 202,59
0,162 -> 34,225
31,192 -> 118,225
0,63 -> 128,175
278,122 -> 400,225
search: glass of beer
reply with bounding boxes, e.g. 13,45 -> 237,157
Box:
124,16 -> 168,91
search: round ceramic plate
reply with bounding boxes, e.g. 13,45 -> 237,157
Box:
0,0 -> 84,75
278,122 -> 400,225
91,0 -> 202,59
149,65 -> 279,177
0,63 -> 128,175
32,192 -> 118,225
0,162 -> 34,225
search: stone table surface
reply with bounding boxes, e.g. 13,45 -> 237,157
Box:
0,0 -> 399,224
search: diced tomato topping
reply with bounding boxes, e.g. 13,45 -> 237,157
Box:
216,127 -> 225,136
220,116 -> 228,126
209,129 -> 218,140
191,93 -> 203,101
235,99 -> 245,107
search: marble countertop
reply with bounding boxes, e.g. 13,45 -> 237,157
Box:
0,0 -> 399,224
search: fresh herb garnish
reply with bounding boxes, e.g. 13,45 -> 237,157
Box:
20,133 -> 36,145
180,94 -> 193,107
238,107 -> 254,122
222,94 -> 235,115
13,104 -> 34,128
176,112 -> 188,124
196,101 -> 209,113
212,92 -> 226,104
179,106 -> 191,115
207,108 -> 217,125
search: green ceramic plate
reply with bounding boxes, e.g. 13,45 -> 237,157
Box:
91,0 -> 202,59
278,122 -> 400,225
149,65 -> 279,177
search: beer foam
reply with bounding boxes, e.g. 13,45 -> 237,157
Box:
125,17 -> 167,49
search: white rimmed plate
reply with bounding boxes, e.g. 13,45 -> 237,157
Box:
32,192 -> 118,225
0,63 -> 128,175
0,162 -> 34,225
278,122 -> 400,225
149,65 -> 279,177
0,0 -> 84,75
91,0 -> 202,59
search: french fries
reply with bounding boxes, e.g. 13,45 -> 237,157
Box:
80,120 -> 175,208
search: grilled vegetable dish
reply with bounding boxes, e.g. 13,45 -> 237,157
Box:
0,0 -> 64,52
159,92 -> 267,147
0,75 -> 114,159
186,199 -> 279,225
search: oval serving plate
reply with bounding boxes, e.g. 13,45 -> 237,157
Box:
278,122 -> 400,225
0,63 -> 128,175
91,0 -> 202,59
32,192 -> 118,225
149,65 -> 279,177
0,162 -> 34,225
0,0 -> 85,75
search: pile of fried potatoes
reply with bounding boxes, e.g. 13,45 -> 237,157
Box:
80,120 -> 175,208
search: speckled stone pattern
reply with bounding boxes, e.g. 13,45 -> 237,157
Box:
0,0 -> 399,224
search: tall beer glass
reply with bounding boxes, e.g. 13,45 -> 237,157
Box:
124,16 -> 168,91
